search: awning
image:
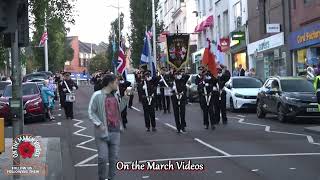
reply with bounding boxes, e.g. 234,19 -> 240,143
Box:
194,15 -> 214,33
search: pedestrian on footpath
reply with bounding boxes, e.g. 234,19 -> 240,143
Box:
41,80 -> 55,120
88,74 -> 129,180
118,75 -> 131,129
214,65 -> 231,125
142,70 -> 158,132
171,69 -> 189,133
61,72 -> 78,119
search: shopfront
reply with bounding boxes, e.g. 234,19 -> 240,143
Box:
192,48 -> 205,74
230,29 -> 247,72
289,22 -> 320,75
247,32 -> 285,81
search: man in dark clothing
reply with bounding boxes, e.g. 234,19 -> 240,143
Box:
195,66 -> 206,111
159,67 -> 172,114
118,76 -> 131,129
239,64 -> 245,76
141,70 -> 158,132
198,70 -> 218,130
171,69 -> 189,133
214,65 -> 231,124
61,72 -> 78,119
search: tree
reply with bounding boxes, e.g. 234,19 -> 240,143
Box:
88,53 -> 109,74
29,0 -> 76,72
129,0 -> 161,68
106,13 -> 124,72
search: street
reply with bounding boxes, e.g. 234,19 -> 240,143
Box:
4,85 -> 320,180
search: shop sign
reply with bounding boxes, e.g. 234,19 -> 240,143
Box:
219,37 -> 230,52
231,31 -> 245,41
248,32 -> 284,55
266,24 -> 281,33
289,23 -> 320,50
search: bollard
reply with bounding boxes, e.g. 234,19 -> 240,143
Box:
0,118 -> 4,154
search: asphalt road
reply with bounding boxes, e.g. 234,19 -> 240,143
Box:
4,85 -> 320,180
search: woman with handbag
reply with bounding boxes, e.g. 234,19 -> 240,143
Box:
61,72 -> 78,119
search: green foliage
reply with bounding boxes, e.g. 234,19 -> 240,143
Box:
88,53 -> 109,74
0,35 -> 6,70
129,0 -> 161,68
28,0 -> 76,72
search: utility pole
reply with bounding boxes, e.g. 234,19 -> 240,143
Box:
152,0 -> 157,74
11,29 -> 23,180
44,10 -> 48,72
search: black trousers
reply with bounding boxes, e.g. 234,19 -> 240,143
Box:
161,88 -> 170,112
59,91 -> 65,108
171,95 -> 186,130
64,102 -> 74,119
213,91 -> 227,124
317,91 -> 320,104
142,98 -> 156,128
129,95 -> 134,107
200,95 -> 215,126
155,94 -> 162,111
121,106 -> 128,127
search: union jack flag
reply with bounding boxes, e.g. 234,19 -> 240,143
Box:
39,31 -> 48,47
117,45 -> 126,75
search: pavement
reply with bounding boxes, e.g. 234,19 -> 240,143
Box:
305,126 -> 320,135
2,85 -> 320,180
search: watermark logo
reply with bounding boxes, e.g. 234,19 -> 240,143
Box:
3,134 -> 47,176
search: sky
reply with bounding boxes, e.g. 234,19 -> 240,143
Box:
67,0 -> 131,44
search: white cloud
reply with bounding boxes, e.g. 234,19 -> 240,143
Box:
67,0 -> 131,44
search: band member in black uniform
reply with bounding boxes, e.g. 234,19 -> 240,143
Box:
61,72 -> 78,119
195,66 -> 206,111
136,66 -> 146,103
141,70 -> 158,132
214,65 -> 231,124
198,70 -> 218,130
118,76 -> 131,129
159,67 -> 172,114
171,69 -> 190,133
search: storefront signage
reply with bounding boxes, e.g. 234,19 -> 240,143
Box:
219,37 -> 230,52
248,32 -> 284,55
289,22 -> 320,50
266,24 -> 281,33
231,31 -> 245,41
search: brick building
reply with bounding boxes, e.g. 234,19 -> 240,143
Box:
247,0 -> 291,81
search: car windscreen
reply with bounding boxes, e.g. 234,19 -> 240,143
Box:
0,82 -> 10,90
280,79 -> 314,92
3,84 -> 40,97
233,78 -> 263,88
25,74 -> 47,81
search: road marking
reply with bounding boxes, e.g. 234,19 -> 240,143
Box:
142,176 -> 150,179
251,169 -> 259,172
165,123 -> 177,130
74,152 -> 320,167
59,108 -> 62,111
72,119 -> 97,152
57,114 -> 62,117
237,115 -> 246,118
28,122 -> 62,126
131,106 -> 141,112
194,138 -> 231,156
216,171 -> 223,174
289,168 -> 296,170
74,154 -> 98,167
231,117 -> 320,146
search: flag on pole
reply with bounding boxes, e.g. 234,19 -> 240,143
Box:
140,35 -> 149,65
117,45 -> 126,75
202,38 -> 218,77
39,31 -> 48,47
140,30 -> 156,77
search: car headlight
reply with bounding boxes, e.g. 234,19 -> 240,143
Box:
285,97 -> 300,102
235,93 -> 245,98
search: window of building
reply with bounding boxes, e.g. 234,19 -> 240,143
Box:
223,10 -> 229,37
202,0 -> 206,16
233,1 -> 241,29
164,0 -> 167,14
209,0 -> 213,9
217,15 -> 221,36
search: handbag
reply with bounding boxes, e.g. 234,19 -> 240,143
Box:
64,81 -> 76,102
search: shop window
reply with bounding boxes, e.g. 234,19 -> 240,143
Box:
233,52 -> 247,71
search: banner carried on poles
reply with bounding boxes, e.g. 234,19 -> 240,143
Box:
165,34 -> 190,70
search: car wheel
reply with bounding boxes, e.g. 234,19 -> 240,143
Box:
256,100 -> 266,118
230,98 -> 236,112
277,105 -> 287,123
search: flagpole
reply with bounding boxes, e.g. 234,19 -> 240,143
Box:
116,0 -> 120,75
152,0 -> 157,74
44,10 -> 49,72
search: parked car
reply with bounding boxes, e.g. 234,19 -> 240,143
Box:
225,77 -> 263,111
0,83 -> 46,125
23,72 -> 49,82
186,74 -> 199,102
0,81 -> 11,96
256,77 -> 320,122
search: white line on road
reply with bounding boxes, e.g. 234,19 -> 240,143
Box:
142,176 -> 150,179
237,115 -> 246,118
72,119 -> 97,153
165,123 -> 177,130
74,152 -> 320,167
194,138 -> 231,156
231,117 -> 320,146
131,106 -> 141,112
59,108 -> 62,111
216,171 -> 223,174
251,169 -> 259,172
57,114 -> 62,117
289,168 -> 296,170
